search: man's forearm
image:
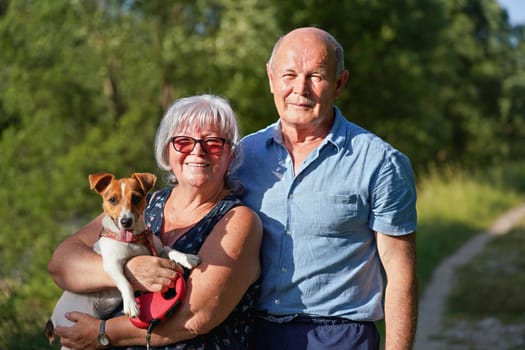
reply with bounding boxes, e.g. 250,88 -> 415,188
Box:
384,280 -> 418,350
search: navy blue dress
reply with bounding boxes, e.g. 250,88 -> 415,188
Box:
121,187 -> 259,349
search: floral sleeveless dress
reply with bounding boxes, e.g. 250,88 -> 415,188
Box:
122,187 -> 259,350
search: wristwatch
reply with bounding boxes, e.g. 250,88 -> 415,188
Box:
98,320 -> 110,347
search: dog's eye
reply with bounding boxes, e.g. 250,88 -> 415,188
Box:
131,194 -> 142,205
108,197 -> 118,205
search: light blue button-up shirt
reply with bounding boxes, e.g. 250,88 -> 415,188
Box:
234,107 -> 417,321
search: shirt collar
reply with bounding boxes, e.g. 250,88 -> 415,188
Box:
324,106 -> 347,152
267,106 -> 346,152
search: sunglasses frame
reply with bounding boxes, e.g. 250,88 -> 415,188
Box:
170,136 -> 231,155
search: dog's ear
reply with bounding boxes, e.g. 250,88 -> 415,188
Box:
132,173 -> 157,194
89,173 -> 115,194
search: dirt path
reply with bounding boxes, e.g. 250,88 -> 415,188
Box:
413,204 -> 525,350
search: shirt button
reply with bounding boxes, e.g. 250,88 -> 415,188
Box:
286,230 -> 292,236
282,266 -> 287,272
274,299 -> 280,304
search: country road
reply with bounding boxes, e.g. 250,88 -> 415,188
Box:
414,204 -> 525,349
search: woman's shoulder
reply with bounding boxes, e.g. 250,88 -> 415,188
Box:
230,204 -> 261,221
223,194 -> 260,220
221,202 -> 262,241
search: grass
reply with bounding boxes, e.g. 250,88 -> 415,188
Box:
447,222 -> 525,322
415,164 -> 524,290
435,222 -> 525,349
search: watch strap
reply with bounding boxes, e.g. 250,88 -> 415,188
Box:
99,319 -> 106,335
98,319 -> 110,346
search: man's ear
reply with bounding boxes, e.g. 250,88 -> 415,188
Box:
266,63 -> 275,94
334,70 -> 349,99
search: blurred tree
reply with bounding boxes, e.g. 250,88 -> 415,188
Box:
435,0 -> 519,165
499,22 -> 525,160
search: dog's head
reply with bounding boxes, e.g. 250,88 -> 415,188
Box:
89,172 -> 157,232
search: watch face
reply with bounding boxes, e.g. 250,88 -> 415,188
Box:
99,335 -> 110,346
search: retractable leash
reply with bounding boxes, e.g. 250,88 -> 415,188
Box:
146,319 -> 160,350
129,273 -> 186,350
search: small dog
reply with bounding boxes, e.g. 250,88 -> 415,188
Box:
45,172 -> 200,347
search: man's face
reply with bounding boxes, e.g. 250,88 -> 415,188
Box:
267,32 -> 346,129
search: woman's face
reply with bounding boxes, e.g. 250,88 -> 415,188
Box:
167,125 -> 232,190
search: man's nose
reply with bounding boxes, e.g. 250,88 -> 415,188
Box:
293,76 -> 310,95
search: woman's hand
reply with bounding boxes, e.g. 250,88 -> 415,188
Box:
125,255 -> 183,292
54,312 -> 100,350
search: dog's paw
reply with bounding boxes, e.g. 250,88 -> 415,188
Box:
123,299 -> 140,318
167,250 -> 201,269
181,254 -> 201,269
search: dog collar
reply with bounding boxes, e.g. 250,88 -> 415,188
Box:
100,229 -> 157,256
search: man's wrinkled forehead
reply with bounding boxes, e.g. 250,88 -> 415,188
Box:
273,38 -> 334,75
273,30 -> 335,65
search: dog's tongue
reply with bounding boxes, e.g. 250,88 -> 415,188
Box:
120,228 -> 135,242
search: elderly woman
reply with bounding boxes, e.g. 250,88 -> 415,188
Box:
48,94 -> 262,349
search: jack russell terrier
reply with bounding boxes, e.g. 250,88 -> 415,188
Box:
45,172 -> 200,347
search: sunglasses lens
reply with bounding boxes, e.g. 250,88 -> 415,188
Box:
172,137 -> 196,153
203,139 -> 225,154
171,137 -> 228,154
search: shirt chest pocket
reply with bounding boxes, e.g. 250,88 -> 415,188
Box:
301,193 -> 363,236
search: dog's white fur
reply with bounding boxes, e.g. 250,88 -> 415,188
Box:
46,173 -> 200,348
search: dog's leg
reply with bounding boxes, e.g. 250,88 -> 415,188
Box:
161,247 -> 201,269
102,258 -> 140,318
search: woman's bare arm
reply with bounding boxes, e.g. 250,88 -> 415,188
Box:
48,214 -> 113,292
55,206 -> 263,348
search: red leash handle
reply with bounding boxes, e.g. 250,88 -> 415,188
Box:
129,272 -> 186,329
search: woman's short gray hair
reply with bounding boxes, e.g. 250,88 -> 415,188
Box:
154,94 -> 242,189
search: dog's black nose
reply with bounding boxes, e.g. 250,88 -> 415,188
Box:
120,217 -> 133,228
